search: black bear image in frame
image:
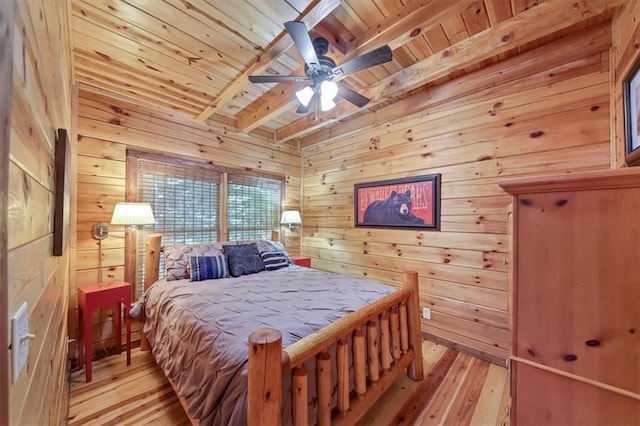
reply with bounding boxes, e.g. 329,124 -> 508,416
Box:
363,190 -> 425,225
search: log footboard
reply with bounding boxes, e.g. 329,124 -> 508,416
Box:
248,271 -> 424,426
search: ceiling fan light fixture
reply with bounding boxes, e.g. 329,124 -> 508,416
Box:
295,86 -> 314,107
320,96 -> 336,112
320,80 -> 338,100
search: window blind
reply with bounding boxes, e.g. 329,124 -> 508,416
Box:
227,174 -> 282,241
136,160 -> 221,295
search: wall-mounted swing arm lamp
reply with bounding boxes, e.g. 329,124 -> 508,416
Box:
281,210 -> 302,231
110,202 -> 156,229
91,202 -> 156,241
91,203 -> 156,285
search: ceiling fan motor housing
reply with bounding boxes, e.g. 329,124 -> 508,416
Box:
303,37 -> 336,84
313,37 -> 329,55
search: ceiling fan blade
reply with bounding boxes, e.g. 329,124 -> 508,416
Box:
333,45 -> 393,76
284,21 -> 320,72
248,75 -> 307,84
296,90 -> 319,114
337,82 -> 370,108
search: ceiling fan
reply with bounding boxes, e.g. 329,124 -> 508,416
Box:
248,21 -> 393,113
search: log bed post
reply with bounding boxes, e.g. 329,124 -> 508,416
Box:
248,328 -> 283,426
404,271 -> 424,381
140,234 -> 162,351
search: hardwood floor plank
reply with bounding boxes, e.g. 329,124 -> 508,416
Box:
414,353 -> 475,424
446,357 -> 491,425
390,348 -> 460,425
470,364 -> 509,425
496,369 -> 512,426
67,340 -> 510,425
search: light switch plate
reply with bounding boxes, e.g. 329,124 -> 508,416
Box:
422,307 -> 431,320
12,302 -> 29,383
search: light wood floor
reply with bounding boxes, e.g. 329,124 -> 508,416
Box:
68,341 -> 510,425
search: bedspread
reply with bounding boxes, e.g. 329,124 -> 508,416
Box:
140,264 -> 395,425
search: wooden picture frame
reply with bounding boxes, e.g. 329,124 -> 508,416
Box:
623,57 -> 640,166
354,174 -> 441,230
53,128 -> 70,256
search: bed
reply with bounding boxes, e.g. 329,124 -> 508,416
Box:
136,233 -> 424,425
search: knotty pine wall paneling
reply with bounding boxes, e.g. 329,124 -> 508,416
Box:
611,1 -> 640,168
72,89 -> 302,359
8,0 -> 74,424
300,24 -> 612,362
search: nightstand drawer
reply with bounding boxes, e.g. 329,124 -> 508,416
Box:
291,256 -> 311,267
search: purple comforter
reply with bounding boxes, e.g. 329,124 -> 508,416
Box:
140,265 -> 395,425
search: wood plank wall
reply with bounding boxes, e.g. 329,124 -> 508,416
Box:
8,0 -> 74,424
72,89 -> 302,359
300,24 -> 613,362
611,1 -> 640,167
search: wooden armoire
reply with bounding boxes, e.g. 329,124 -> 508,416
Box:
499,169 -> 640,425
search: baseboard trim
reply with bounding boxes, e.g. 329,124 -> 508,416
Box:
422,332 -> 508,367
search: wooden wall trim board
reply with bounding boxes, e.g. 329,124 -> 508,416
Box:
498,166 -> 640,193
1,1 -> 15,424
301,24 -> 612,362
68,83 -> 79,368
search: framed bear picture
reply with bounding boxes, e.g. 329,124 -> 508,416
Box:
354,174 -> 441,230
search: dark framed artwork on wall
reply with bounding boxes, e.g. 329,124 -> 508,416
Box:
623,57 -> 640,166
354,174 -> 441,230
53,128 -> 70,256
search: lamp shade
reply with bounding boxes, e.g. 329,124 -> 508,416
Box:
280,210 -> 301,225
320,80 -> 338,100
295,86 -> 314,107
111,202 -> 156,226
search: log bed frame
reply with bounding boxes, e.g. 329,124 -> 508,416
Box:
141,232 -> 424,426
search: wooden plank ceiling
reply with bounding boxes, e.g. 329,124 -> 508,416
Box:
71,0 -> 619,145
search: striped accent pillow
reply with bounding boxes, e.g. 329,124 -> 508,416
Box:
188,255 -> 229,281
260,250 -> 290,271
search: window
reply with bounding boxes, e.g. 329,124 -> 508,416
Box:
228,174 -> 283,240
131,154 -> 283,296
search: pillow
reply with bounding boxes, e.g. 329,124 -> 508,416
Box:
188,255 -> 229,281
255,240 -> 293,263
223,243 -> 265,277
164,243 -> 225,281
260,250 -> 290,271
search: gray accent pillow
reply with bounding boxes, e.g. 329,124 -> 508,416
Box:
164,243 -> 225,281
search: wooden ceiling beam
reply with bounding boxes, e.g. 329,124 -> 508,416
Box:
346,0 -> 476,55
236,0 -> 472,133
195,0 -> 343,122
275,0 -> 624,142
297,21 -> 611,147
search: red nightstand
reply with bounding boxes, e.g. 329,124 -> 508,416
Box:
78,281 -> 132,382
291,256 -> 311,267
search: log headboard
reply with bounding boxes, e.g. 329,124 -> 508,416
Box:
142,230 -> 281,293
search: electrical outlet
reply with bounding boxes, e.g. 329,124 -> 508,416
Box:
12,302 -> 30,383
422,307 -> 431,320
